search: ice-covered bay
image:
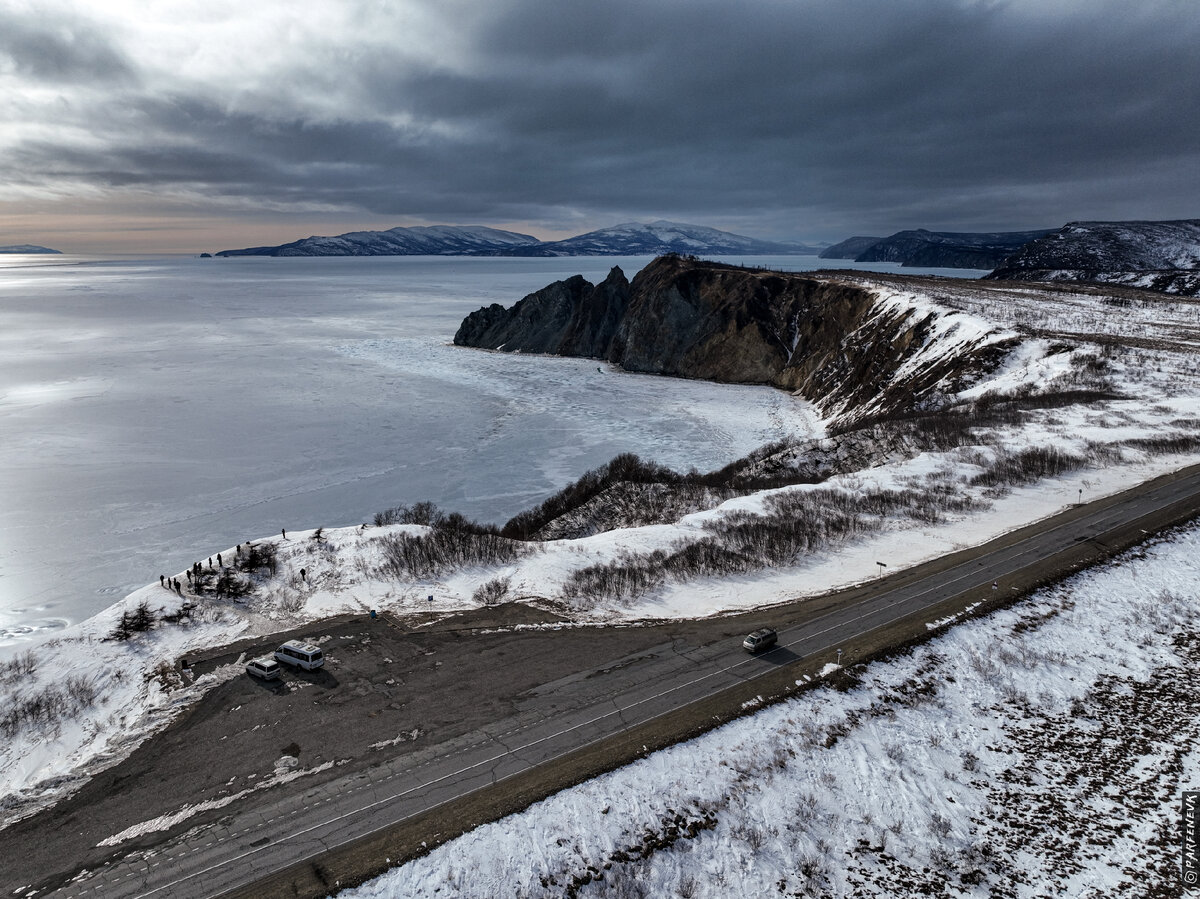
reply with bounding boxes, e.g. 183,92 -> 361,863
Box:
0,255 -> 827,644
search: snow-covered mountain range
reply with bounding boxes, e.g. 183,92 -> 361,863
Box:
215,221 -> 818,257
987,219 -> 1200,295
519,221 -> 819,256
215,225 -> 541,257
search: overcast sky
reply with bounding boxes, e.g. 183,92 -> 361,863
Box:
2,0 -> 1198,253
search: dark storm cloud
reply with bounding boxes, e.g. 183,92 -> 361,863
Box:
0,8 -> 133,83
7,0 -> 1200,238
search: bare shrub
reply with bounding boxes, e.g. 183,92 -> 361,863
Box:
560,478 -> 989,604
502,453 -> 683,540
677,873 -> 697,898
1125,434 -> 1200,455
159,601 -> 196,624
732,821 -> 766,851
971,445 -> 1086,490
930,812 -> 953,838
0,676 -> 98,739
375,522 -> 525,581
146,661 -> 184,692
0,650 -> 37,684
374,500 -> 444,527
472,577 -> 511,606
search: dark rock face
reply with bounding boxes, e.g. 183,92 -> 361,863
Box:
986,220 -> 1200,295
819,236 -> 883,259
855,229 -> 1053,269
452,268 -> 631,355
456,255 -> 1014,424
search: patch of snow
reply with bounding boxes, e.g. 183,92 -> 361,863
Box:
337,521 -> 1200,898
96,759 -> 333,848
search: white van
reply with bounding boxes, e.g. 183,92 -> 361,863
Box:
742,627 -> 778,654
246,656 -> 282,680
274,640 -> 324,671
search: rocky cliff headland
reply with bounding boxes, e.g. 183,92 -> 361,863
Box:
455,255 -> 1018,426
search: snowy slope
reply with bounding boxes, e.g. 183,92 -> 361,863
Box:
4,274 -> 1200,830
341,522 -> 1200,897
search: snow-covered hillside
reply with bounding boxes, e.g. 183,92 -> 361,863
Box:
988,219 -> 1200,296
214,220 -> 815,258
3,272 -> 1200,839
532,220 -> 814,256
340,520 -> 1200,897
216,225 -> 541,257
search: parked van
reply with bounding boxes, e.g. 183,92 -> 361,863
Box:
742,627 -> 778,654
274,640 -> 324,671
246,656 -> 282,680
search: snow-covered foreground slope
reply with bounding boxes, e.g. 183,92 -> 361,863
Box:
339,521 -> 1200,898
3,272 -> 1200,829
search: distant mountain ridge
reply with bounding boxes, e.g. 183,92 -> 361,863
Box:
215,221 -> 820,258
821,229 -> 1054,270
514,221 -> 821,256
986,220 -> 1200,295
819,236 -> 883,260
0,244 -> 61,254
215,225 -> 540,257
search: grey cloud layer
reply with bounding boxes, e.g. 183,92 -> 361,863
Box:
4,0 -> 1199,238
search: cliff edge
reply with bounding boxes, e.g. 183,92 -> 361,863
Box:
455,255 -> 1019,425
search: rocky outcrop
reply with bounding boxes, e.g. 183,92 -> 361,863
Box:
453,267 -> 631,356
855,229 -> 1053,269
455,255 -> 1019,425
986,220 -> 1200,295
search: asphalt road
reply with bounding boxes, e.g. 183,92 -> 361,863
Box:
6,462 -> 1200,899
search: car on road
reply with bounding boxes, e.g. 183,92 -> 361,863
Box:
245,656 -> 282,680
275,640 -> 324,671
742,627 -> 778,653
